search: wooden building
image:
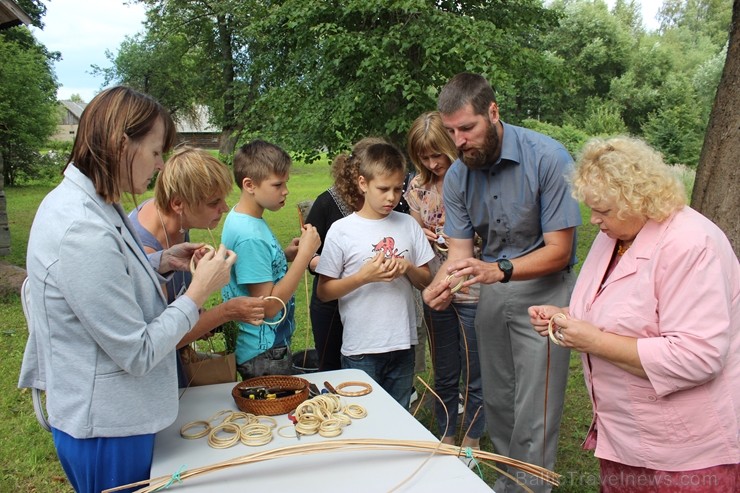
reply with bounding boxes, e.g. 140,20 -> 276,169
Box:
52,100 -> 87,142
174,106 -> 221,150
0,0 -> 31,30
52,101 -> 221,150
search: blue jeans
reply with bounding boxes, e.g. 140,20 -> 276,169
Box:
52,428 -> 154,493
425,302 -> 485,439
341,348 -> 415,408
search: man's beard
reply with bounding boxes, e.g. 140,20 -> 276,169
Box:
459,121 -> 499,170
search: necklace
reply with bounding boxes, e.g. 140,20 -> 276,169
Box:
616,241 -> 631,256
155,206 -> 187,297
155,206 -> 172,249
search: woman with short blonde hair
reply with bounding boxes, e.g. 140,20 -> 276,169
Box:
130,146 -> 265,386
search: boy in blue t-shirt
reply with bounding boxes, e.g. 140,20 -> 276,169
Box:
222,140 -> 320,379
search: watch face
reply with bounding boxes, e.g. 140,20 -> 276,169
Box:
498,259 -> 513,283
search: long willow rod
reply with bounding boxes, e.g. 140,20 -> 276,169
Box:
103,439 -> 560,493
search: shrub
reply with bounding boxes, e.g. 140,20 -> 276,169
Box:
520,119 -> 590,157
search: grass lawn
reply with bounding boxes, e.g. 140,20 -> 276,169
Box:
0,158 -> 601,492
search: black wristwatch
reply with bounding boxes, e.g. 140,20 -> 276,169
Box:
497,259 -> 513,283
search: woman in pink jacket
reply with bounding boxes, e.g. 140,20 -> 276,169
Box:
530,137 -> 739,492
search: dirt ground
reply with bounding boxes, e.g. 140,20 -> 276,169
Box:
0,261 -> 26,297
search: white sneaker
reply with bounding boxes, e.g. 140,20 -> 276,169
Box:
459,456 -> 477,470
459,447 -> 481,470
410,390 -> 419,405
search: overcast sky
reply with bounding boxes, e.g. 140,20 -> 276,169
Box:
31,0 -> 663,103
31,0 -> 147,102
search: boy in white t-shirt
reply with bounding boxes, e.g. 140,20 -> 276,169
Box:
316,140 -> 434,408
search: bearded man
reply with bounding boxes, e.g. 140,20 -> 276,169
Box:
423,73 -> 581,493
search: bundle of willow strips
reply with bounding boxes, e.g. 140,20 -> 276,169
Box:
104,439 -> 560,493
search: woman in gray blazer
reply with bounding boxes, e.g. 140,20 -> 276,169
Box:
18,86 -> 236,493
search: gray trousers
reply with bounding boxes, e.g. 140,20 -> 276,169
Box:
475,270 -> 573,493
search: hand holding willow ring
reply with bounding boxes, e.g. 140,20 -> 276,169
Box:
445,273 -> 466,294
189,244 -> 216,274
262,296 -> 287,326
548,313 -> 567,346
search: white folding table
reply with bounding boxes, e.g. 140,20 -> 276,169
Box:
150,368 -> 493,492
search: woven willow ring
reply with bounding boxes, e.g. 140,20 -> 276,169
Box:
434,235 -> 449,253
445,273 -> 465,294
225,411 -> 257,427
344,404 -> 368,419
255,416 -> 278,429
189,244 -> 216,274
262,296 -> 287,326
318,418 -> 343,437
335,381 -> 373,397
277,425 -> 300,439
240,423 -> 273,446
180,420 -> 211,439
206,409 -> 234,425
207,422 -> 241,449
548,313 -> 567,346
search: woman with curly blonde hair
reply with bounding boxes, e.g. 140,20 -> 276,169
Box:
305,137 -> 384,370
570,137 -> 687,222
530,136 -> 739,492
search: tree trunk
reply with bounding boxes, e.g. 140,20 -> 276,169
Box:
215,12 -> 241,158
0,150 -> 10,256
218,126 -> 240,157
691,0 -> 740,257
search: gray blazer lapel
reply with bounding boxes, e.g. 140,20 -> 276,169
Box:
114,204 -> 168,304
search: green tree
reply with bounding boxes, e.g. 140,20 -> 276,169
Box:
105,0 -> 560,159
608,0 -> 728,145
612,0 -> 646,34
127,0 -> 269,156
692,42 -> 727,116
0,27 -> 58,186
581,99 -> 628,136
542,0 -> 634,123
658,0 -> 733,46
642,101 -> 705,165
93,32 -> 202,122
241,0 -> 559,158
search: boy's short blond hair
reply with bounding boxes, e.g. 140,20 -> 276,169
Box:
233,139 -> 291,187
154,146 -> 233,212
358,142 -> 406,182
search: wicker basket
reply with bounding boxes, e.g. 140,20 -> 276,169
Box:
231,375 -> 309,416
